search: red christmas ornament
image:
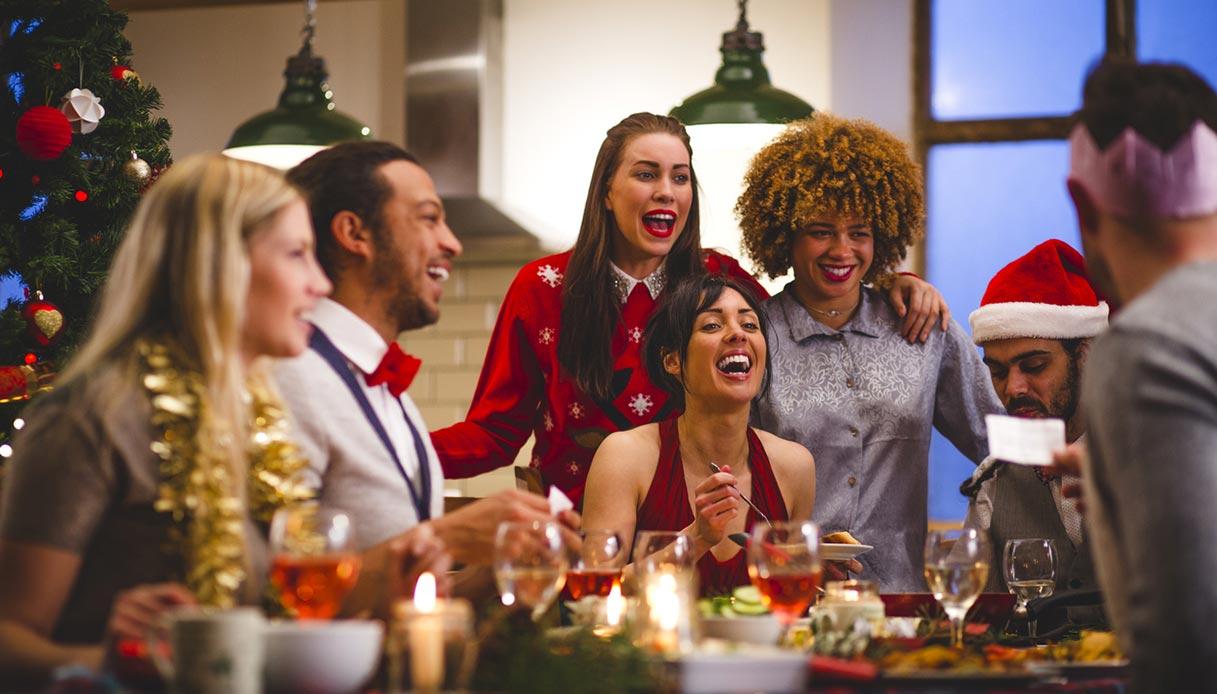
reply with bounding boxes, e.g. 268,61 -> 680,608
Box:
110,65 -> 139,83
74,190 -> 88,202
30,175 -> 40,185
24,353 -> 36,365
53,62 -> 61,71
0,167 -> 4,180
22,294 -> 65,347
16,106 -> 72,161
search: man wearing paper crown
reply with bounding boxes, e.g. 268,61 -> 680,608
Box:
1064,59 -> 1217,691
960,239 -> 1106,621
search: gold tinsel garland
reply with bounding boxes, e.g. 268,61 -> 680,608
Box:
140,340 -> 313,608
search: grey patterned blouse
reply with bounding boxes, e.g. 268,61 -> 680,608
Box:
753,285 -> 1003,591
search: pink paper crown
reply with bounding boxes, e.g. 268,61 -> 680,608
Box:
1068,120 -> 1217,220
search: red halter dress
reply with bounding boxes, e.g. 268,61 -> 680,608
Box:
635,418 -> 790,596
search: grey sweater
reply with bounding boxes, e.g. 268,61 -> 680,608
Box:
1083,260 -> 1217,692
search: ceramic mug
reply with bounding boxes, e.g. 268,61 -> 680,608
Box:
147,607 -> 265,694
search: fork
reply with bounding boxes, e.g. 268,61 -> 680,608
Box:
709,461 -> 773,529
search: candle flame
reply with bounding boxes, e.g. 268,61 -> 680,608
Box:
414,571 -> 437,612
605,579 -> 624,627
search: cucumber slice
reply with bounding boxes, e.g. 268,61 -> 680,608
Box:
732,585 -> 762,605
731,600 -> 769,616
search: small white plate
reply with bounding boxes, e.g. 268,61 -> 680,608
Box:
821,543 -> 873,562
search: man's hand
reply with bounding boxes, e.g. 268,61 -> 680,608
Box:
105,583 -> 195,643
822,559 -> 865,582
389,524 -> 453,600
886,274 -> 951,344
1045,440 -> 1088,514
432,489 -> 581,566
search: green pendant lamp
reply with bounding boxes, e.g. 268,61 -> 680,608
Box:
670,0 -> 813,126
223,0 -> 372,170
671,0 -> 812,293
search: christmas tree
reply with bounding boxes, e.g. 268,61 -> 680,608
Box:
0,0 -> 171,450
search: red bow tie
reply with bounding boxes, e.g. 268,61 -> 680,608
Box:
365,342 -> 422,397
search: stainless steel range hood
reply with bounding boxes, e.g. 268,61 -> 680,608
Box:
405,0 -> 535,241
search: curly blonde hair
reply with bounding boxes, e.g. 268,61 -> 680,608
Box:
735,113 -> 925,281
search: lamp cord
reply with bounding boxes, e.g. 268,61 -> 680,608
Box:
301,0 -> 317,50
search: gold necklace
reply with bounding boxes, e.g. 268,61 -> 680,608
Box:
141,339 -> 313,608
803,297 -> 861,319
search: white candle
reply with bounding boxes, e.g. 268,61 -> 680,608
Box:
409,572 -> 444,691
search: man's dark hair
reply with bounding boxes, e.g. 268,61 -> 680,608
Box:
643,274 -> 773,411
1075,59 -> 1217,150
286,141 -> 420,278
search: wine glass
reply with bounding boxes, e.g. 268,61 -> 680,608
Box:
494,520 -> 568,620
631,531 -> 696,581
566,529 -> 625,600
924,528 -> 990,648
747,521 -> 821,629
269,503 -> 361,620
1004,538 -> 1056,638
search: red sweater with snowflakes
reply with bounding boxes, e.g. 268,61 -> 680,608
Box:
431,249 -> 767,507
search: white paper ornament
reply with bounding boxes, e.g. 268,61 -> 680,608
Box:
59,88 -> 105,135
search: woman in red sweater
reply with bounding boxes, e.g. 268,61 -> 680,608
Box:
431,112 -> 945,506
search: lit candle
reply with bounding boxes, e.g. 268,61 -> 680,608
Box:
409,572 -> 444,691
606,580 -> 624,628
593,579 -> 626,639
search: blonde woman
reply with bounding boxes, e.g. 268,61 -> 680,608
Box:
0,155 -> 415,685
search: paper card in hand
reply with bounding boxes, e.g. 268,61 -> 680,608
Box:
985,414 -> 1065,466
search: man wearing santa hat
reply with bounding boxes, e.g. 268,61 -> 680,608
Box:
961,240 -> 1106,615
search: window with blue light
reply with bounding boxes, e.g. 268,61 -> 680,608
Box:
921,0 -> 1217,522
931,0 -> 1104,120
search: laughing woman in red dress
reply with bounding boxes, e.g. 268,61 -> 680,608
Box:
432,112 -> 946,506
582,275 -> 814,596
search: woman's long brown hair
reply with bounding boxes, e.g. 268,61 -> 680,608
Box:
558,113 -> 704,401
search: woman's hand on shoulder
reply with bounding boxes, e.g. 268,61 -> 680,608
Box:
885,274 -> 951,344
690,466 -> 742,549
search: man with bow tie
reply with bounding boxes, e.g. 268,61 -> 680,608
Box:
275,141 -> 578,581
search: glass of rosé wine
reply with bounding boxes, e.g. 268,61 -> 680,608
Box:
565,529 -> 625,600
269,504 -> 360,620
747,521 -> 822,630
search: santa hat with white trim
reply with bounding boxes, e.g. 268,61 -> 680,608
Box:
968,239 -> 1108,344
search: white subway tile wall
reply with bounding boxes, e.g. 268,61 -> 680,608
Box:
401,238 -> 543,498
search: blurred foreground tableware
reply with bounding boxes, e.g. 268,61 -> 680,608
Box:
147,607 -> 265,694
494,519 -> 567,621
269,504 -> 361,620
747,521 -> 821,636
566,529 -> 625,600
676,644 -> 807,693
699,614 -> 783,645
814,579 -> 885,638
637,566 -> 698,654
263,619 -> 383,694
388,572 -> 476,693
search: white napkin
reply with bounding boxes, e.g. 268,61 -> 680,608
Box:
985,414 -> 1065,466
547,486 -> 574,515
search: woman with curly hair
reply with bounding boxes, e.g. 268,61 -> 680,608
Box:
434,112 -> 949,508
739,114 -> 1003,591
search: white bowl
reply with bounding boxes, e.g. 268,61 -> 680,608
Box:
699,615 -> 784,645
263,619 -> 384,694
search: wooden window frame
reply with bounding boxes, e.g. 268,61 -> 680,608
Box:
910,0 -> 1137,272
